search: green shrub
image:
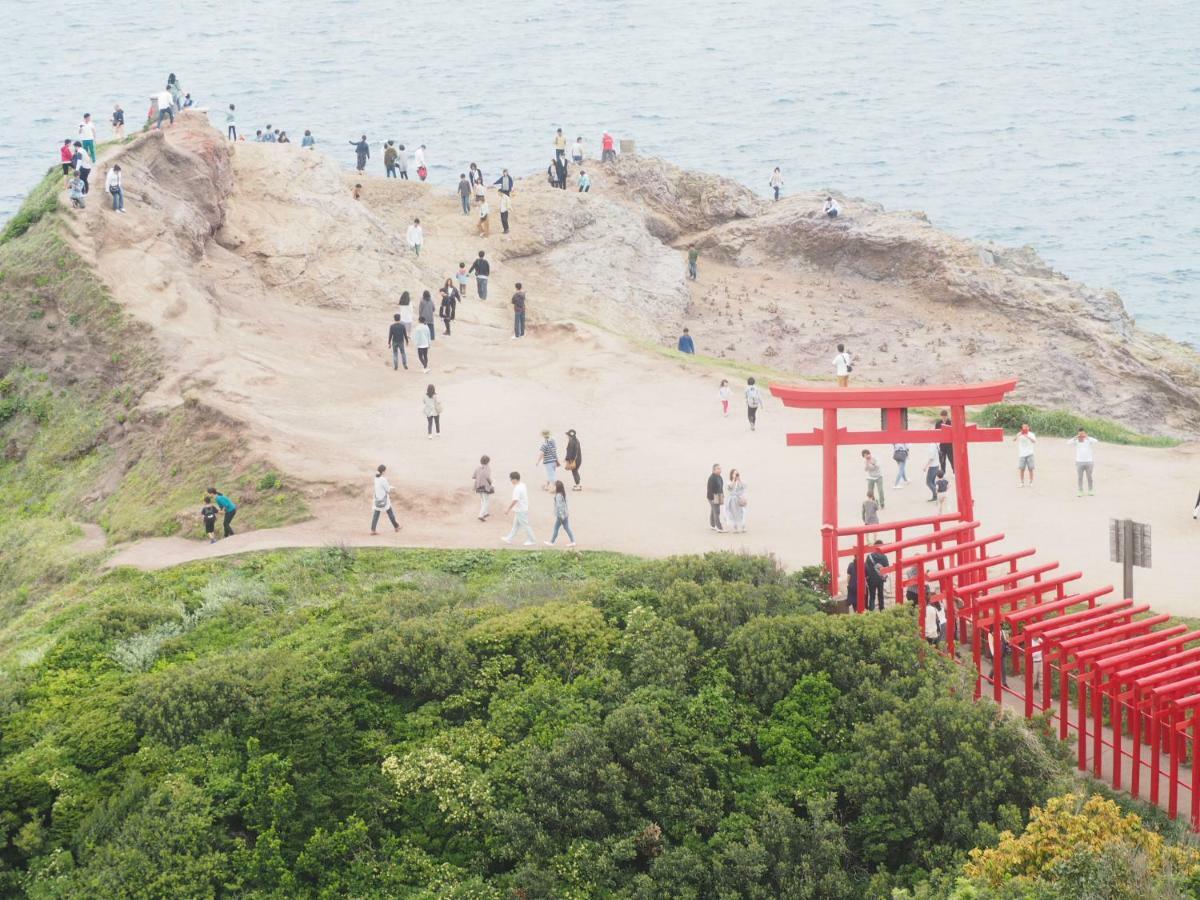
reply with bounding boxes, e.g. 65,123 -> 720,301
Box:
974,403 -> 1177,447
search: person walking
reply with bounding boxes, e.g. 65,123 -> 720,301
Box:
155,87 -> 175,128
413,319 -> 431,373
725,469 -> 748,533
833,343 -> 852,387
924,443 -> 940,502
862,490 -> 880,525
474,456 -> 495,521
423,384 -> 442,438
536,430 -> 559,490
499,190 -> 511,233
1069,428 -> 1098,496
78,113 -> 97,162
501,472 -> 537,545
477,193 -> 491,236
370,465 -> 401,534
398,290 -> 414,333
455,262 -> 470,299
407,218 -> 423,257
866,540 -> 889,611
209,487 -> 237,536
512,283 -> 527,338
112,104 -> 125,139
1016,424 -> 1037,487
350,135 -> 370,172
457,173 -> 472,214
418,290 -> 436,343
75,148 -> 92,195
686,245 -> 699,280
225,104 -> 236,140
438,279 -> 458,335
892,442 -> 910,488
384,141 -> 398,177
744,377 -> 764,431
564,429 -> 582,490
719,379 -> 731,416
934,409 -> 955,473
935,470 -> 951,514
677,328 -> 695,353
544,481 -> 577,547
395,144 -> 408,177
469,251 -> 489,298
493,169 -> 514,195
388,313 -> 409,370
105,164 -> 125,213
862,448 -> 885,508
706,464 -> 725,532
769,167 -> 783,201
201,495 -> 219,543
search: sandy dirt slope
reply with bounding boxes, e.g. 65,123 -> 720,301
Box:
64,115 -> 1200,615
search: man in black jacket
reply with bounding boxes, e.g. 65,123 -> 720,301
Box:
866,540 -> 889,611
493,169 -> 514,195
706,464 -> 724,532
387,313 -> 408,370
468,251 -> 490,299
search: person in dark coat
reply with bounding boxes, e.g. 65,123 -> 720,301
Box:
418,290 -> 437,343
350,135 -> 370,172
866,540 -> 889,611
564,429 -> 582,491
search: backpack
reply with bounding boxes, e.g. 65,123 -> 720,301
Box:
893,446 -> 909,462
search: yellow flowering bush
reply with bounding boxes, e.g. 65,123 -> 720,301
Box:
964,793 -> 1200,887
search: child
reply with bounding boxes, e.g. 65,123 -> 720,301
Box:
862,491 -> 880,525
201,495 -> 219,543
935,470 -> 951,514
352,183 -> 362,200
718,379 -> 731,416
67,175 -> 85,209
455,262 -> 469,300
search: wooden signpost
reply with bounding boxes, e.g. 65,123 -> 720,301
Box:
1110,518 -> 1151,599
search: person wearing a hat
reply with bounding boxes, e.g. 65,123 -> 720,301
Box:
564,429 -> 582,491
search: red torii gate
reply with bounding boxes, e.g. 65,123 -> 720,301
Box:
768,380 -> 1018,592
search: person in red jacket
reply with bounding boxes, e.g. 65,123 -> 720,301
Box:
601,131 -> 615,163
59,140 -> 73,176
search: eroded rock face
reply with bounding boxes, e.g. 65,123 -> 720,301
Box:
601,155 -> 768,234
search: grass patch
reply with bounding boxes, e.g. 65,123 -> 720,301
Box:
0,167 -> 61,245
973,403 -> 1179,447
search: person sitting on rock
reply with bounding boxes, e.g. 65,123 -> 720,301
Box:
824,196 -> 840,218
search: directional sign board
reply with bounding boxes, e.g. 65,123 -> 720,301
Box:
1109,519 -> 1151,568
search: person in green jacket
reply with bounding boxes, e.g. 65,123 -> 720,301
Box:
208,487 -> 238,536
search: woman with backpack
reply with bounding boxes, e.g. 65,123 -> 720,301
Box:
725,469 -> 748,533
744,377 -> 764,431
423,384 -> 442,438
473,454 -> 494,521
892,443 -> 910,488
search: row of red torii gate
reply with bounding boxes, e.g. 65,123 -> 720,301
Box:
769,378 -> 1199,829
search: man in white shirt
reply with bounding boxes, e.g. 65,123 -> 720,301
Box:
501,472 -> 537,545
1015,424 -> 1037,487
406,218 -> 423,257
1069,429 -> 1099,496
156,89 -> 175,129
78,114 -> 97,162
833,342 -> 852,387
824,196 -> 840,218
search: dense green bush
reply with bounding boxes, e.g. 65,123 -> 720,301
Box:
973,403 -> 1177,447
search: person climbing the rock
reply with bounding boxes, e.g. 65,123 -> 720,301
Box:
677,328 -> 695,354
350,134 -> 369,172
474,455 -> 495,521
423,384 -> 442,438
687,245 -> 699,281
834,343 -> 852,387
1016,423 -> 1037,487
418,290 -> 436,343
201,495 -> 219,543
457,173 -> 472,214
439,279 -> 458,334
745,377 -> 764,431
370,465 -> 401,534
208,487 -> 237,536
769,167 -> 783,201
824,196 -> 840,218
501,471 -> 537,546
511,283 -> 527,338
407,218 -> 423,257
388,312 -> 408,371
78,113 -> 97,161
564,429 -> 582,490
468,250 -> 490,299
578,169 -> 590,193
1069,428 -> 1099,496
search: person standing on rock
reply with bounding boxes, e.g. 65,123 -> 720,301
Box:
155,87 -> 175,128
112,104 -> 125,140
499,191 -> 511,234
395,143 -> 407,176
834,343 -> 852,387
105,164 -> 125,213
225,104 -> 236,141
536,430 -> 559,490
370,465 -> 401,534
474,455 -> 495,521
892,442 -> 910,488
414,144 -> 427,180
59,139 -> 74,177
477,192 -> 491,236
407,218 -> 423,257
418,290 -> 436,343
572,136 -> 585,165
78,113 -> 97,162
384,141 -> 398,177
456,262 -> 470,299
744,377 -> 764,431
706,463 -> 725,532
302,130 -> 315,149
687,245 -> 699,281
554,156 -> 568,190
601,131 -> 615,163
388,313 -> 408,371
439,279 -> 458,335
544,481 -> 577,547
423,384 -> 442,438
74,146 -> 92,195
412,319 -> 431,373
469,251 -> 490,299
769,167 -> 783,201
677,328 -> 695,354
1069,428 -> 1099,496
512,283 -> 527,339
934,409 -> 955,473
554,127 -> 567,164
501,471 -> 537,546
726,469 -> 748,533
350,135 -> 370,173
209,487 -> 237,536
457,173 -> 472,214
862,448 -> 885,508
1016,424 -> 1037,487
493,168 -> 513,195
564,429 -> 582,490
471,165 -> 486,203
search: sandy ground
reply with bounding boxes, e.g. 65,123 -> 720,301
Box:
71,119 -> 1200,617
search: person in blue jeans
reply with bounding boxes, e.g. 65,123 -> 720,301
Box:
388,313 -> 408,370
544,481 -> 576,547
208,487 -> 237,536
512,283 -> 526,338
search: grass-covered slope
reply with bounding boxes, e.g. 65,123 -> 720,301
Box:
0,547 -> 1076,898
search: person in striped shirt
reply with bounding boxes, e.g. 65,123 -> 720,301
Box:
536,430 -> 559,491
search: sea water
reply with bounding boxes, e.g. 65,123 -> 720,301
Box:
2,0 -> 1197,346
